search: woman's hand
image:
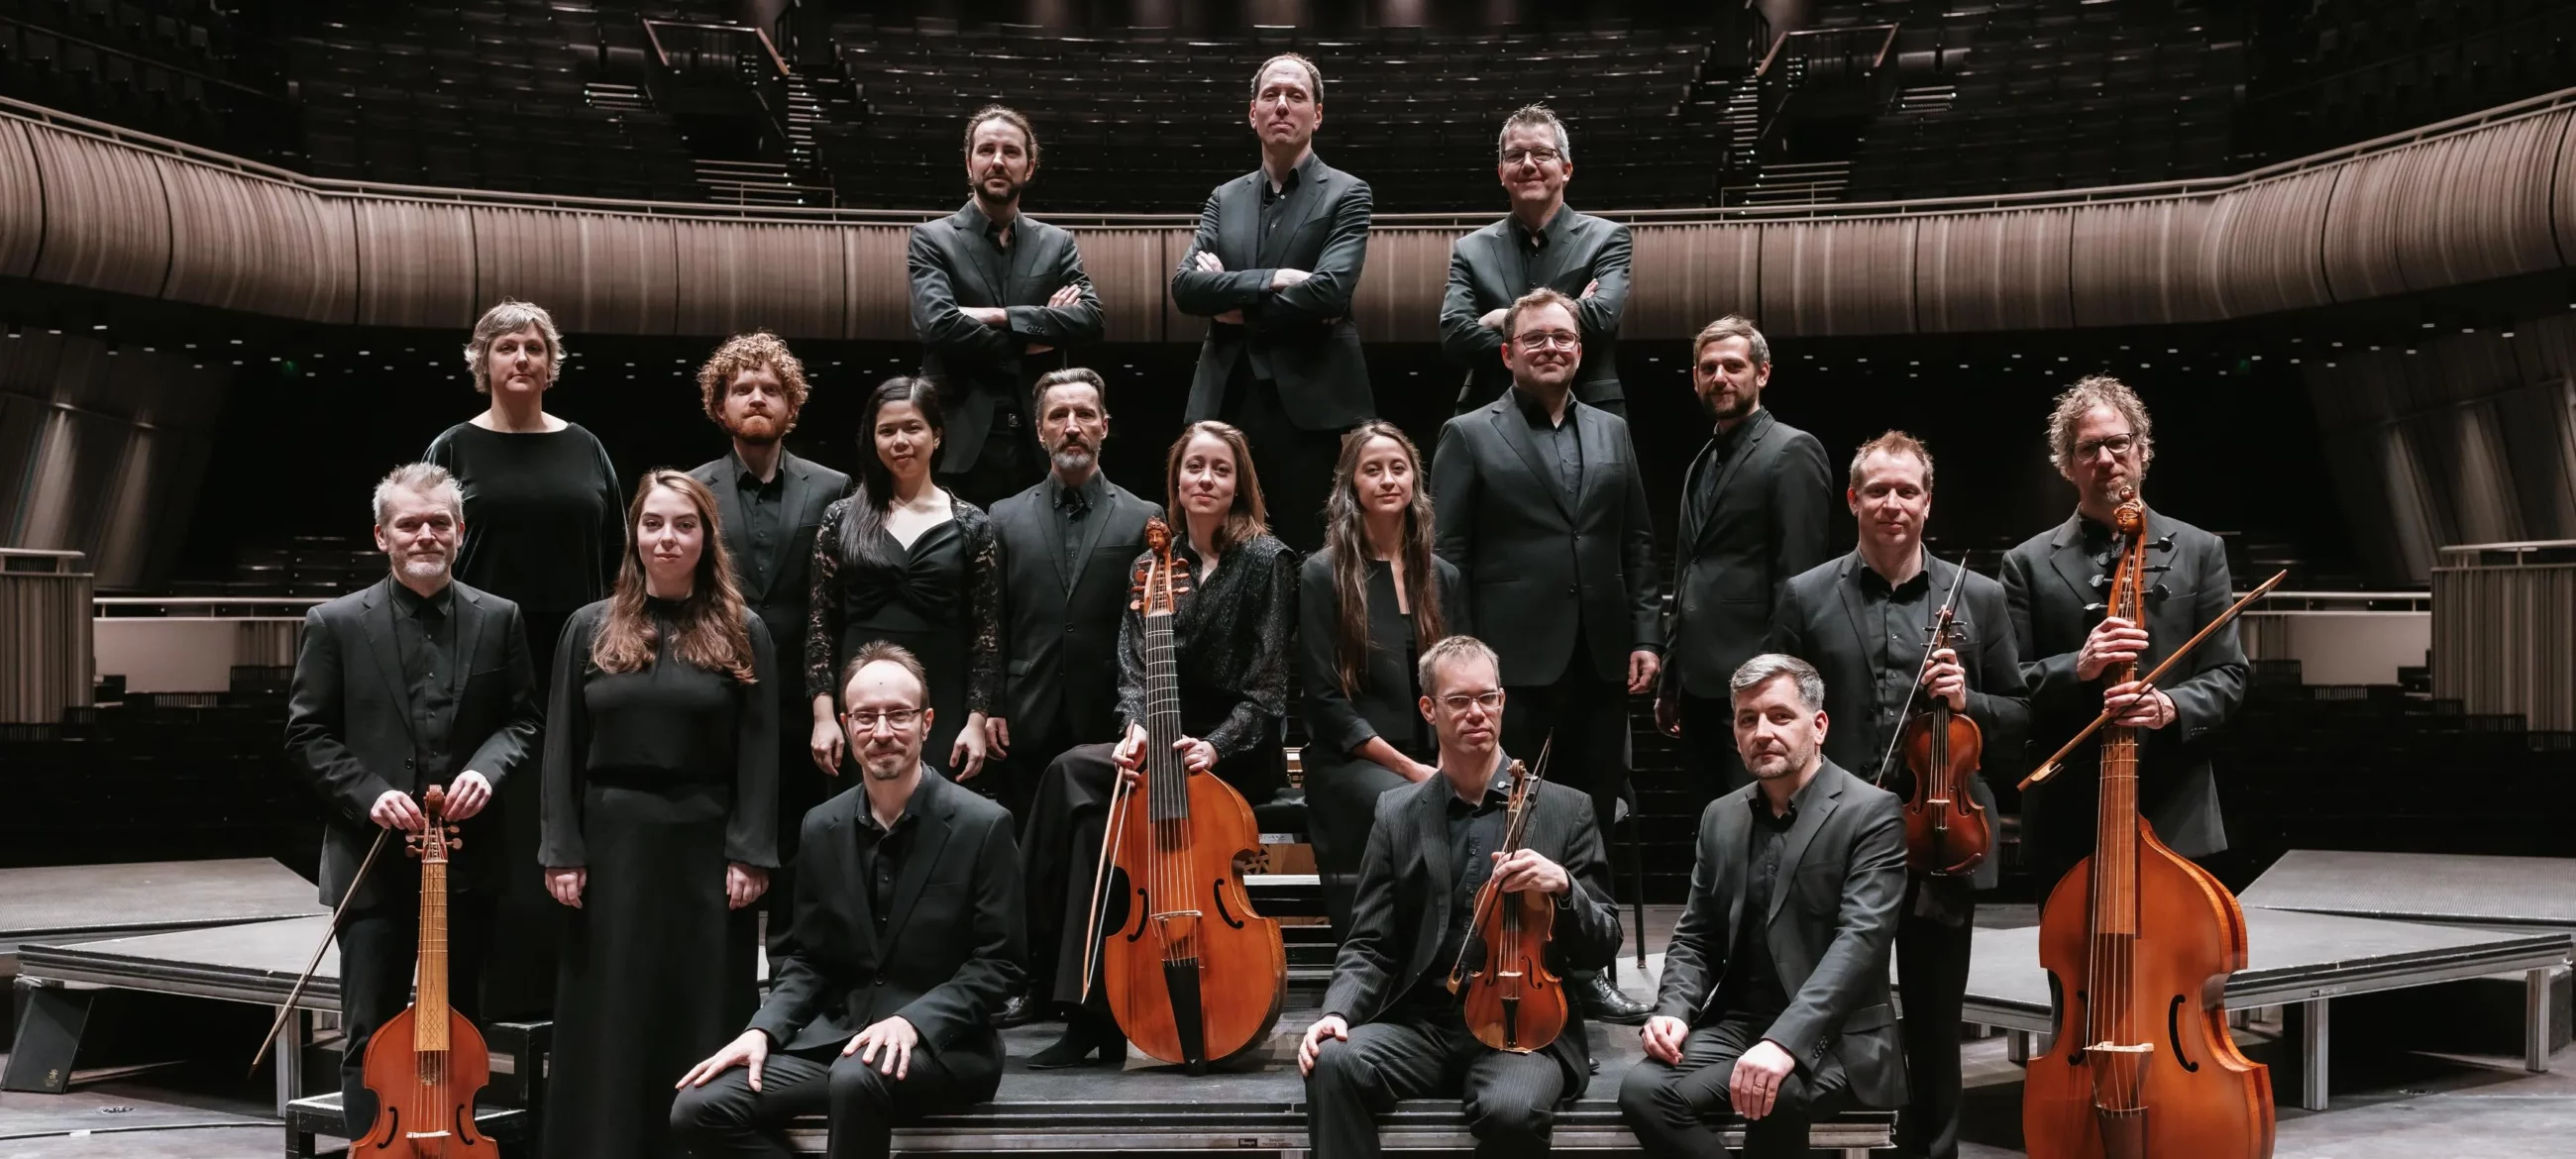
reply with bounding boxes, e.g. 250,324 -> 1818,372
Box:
809,706 -> 845,777
546,866 -> 587,908
1113,723 -> 1148,770
952,712 -> 993,781
1174,736 -> 1217,774
726,862 -> 769,910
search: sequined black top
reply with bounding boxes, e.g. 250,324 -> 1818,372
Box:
1115,534 -> 1296,760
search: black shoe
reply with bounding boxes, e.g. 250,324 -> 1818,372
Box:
1573,973 -> 1649,1025
1027,1013 -> 1126,1069
992,991 -> 1040,1028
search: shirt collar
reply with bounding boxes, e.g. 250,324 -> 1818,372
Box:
389,580 -> 453,620
858,769 -> 930,836
729,448 -> 788,494
960,198 -> 1015,243
1262,151 -> 1323,200
1442,751 -> 1515,812
1850,552 -> 1932,600
1511,205 -> 1567,249
1747,765 -> 1825,828
1510,384 -> 1573,430
1045,470 -> 1106,509
1713,404 -> 1773,452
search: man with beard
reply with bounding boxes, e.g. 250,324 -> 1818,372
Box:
1440,103 -> 1632,417
1430,287 -> 1657,1025
2000,376 -> 2245,896
1169,52 -> 1373,551
285,463 -> 543,1136
691,332 -> 853,950
911,105 -> 1105,507
1620,655 -> 1906,1159
674,643 -> 1025,1159
979,368 -> 1158,1025
1656,315 -> 1833,791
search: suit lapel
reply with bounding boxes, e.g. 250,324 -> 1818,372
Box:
447,585 -> 484,709
1415,777 -> 1454,938
360,581 -> 419,748
1677,440 -> 1718,549
1035,488 -> 1075,592
948,208 -> 1008,307
1767,773 -> 1844,925
766,455 -> 812,603
2045,514 -> 2098,610
706,462 -> 755,597
877,771 -> 954,964
1696,410 -> 1774,550
1260,164 -> 1333,265
1713,790 -> 1753,966
1222,176 -> 1259,267
1068,485 -> 1124,591
1488,400 -> 1573,520
1571,403 -> 1608,519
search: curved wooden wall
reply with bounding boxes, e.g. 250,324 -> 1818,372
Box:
4,97 -> 2574,342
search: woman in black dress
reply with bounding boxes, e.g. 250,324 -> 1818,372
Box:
805,377 -> 1002,789
1298,421 -> 1468,940
424,299 -> 624,1017
540,470 -> 777,1159
1021,420 -> 1296,1066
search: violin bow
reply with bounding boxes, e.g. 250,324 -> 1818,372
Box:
1445,734 -> 1552,994
2020,569 -> 2287,790
1077,756 -> 1137,1004
250,826 -> 391,1074
1869,561 -> 1972,789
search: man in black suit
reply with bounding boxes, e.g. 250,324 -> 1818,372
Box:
673,643 -> 1025,1159
911,105 -> 1105,508
1169,53 -> 1372,551
1762,433 -> 2028,1159
690,332 -> 854,950
1656,315 -> 1834,791
2001,375 -> 2246,894
1430,286 -> 1656,1025
1620,654 -> 1908,1159
981,367 -> 1159,1026
284,463 -> 543,1136
1300,635 -> 1622,1159
1439,103 -> 1631,417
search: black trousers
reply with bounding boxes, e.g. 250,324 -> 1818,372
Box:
937,407 -> 1044,511
1677,689 -> 1751,791
765,728 -> 835,953
1499,655 -> 1633,838
1302,747 -> 1415,940
1896,879 -> 1975,1159
669,1039 -> 996,1159
1219,369 -> 1345,554
1618,1013 -> 1854,1159
1305,1006 -> 1569,1159
337,893 -> 493,1137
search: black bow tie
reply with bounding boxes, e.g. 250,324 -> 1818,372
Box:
1054,486 -> 1091,520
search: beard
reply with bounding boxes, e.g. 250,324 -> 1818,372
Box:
1049,442 -> 1095,475
860,745 -> 916,782
973,174 -> 1024,207
1742,737 -> 1814,782
1699,384 -> 1757,424
725,412 -> 786,445
395,553 -> 452,583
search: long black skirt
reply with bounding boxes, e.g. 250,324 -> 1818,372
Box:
542,782 -> 758,1159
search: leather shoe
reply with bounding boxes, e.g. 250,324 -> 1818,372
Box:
1573,973 -> 1649,1025
991,991 -> 1040,1029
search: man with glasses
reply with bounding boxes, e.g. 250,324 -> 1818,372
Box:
1300,634 -> 1623,1159
1430,287 -> 1657,1025
674,643 -> 1025,1159
1440,103 -> 1632,417
1999,375 -> 2246,896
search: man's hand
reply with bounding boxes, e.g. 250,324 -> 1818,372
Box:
546,866 -> 586,908
1195,251 -> 1225,272
1626,650 -> 1662,695
1269,267 -> 1311,290
2103,682 -> 2178,730
2076,616 -> 2151,682
1297,1014 -> 1350,1076
371,790 -> 426,832
964,306 -> 1009,327
1729,1039 -> 1797,1119
1488,849 -> 1570,897
984,715 -> 1012,757
1214,310 -> 1245,325
1655,685 -> 1681,738
1580,278 -> 1600,300
1919,648 -> 1968,713
810,716 -> 845,777
842,1015 -> 920,1078
442,772 -> 493,820
1477,307 -> 1507,331
1640,1015 -> 1688,1065
677,1028 -> 770,1092
1048,284 -> 1083,308
726,862 -> 768,910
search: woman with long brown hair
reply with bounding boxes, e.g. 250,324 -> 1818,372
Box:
539,470 -> 778,1159
1295,421 -> 1468,938
1020,420 -> 1297,1067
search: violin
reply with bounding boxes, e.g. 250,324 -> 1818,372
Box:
1445,748 -> 1567,1054
2023,488 -> 2274,1159
1892,572 -> 1989,878
1084,519 -> 1286,1072
356,785 -> 495,1156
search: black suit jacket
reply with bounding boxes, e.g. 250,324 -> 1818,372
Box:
748,769 -> 1026,1072
1295,549 -> 1470,760
987,476 -> 1161,746
690,448 -> 851,712
1439,208 -> 1631,410
911,203 -> 1105,473
284,578 -> 542,908
1431,393 -> 1659,686
1323,757 -> 1622,1089
1663,408 -> 1835,699
2000,508 -> 2246,862
1653,762 -> 1908,1110
1764,553 -> 2032,890
1169,152 -> 1373,430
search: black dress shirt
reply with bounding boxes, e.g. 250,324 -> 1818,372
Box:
1689,410 -> 1763,532
852,770 -> 926,937
730,452 -> 788,593
1715,773 -> 1823,1022
1045,471 -> 1106,574
1850,563 -> 1938,779
1411,758 -> 1515,1006
1510,386 -> 1583,501
389,580 -> 457,767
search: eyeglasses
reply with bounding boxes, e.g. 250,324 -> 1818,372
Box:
2074,433 -> 2139,460
1501,148 -> 1561,165
1514,332 -> 1579,352
844,708 -> 922,730
1438,690 -> 1504,712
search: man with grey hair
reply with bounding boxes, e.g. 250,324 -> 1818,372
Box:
285,463 -> 543,1136
1621,653 -> 1906,1159
1440,102 -> 1633,416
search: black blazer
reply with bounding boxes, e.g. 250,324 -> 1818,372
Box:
1439,208 -> 1632,410
1663,408 -> 1835,699
1653,762 -> 1908,1110
910,203 -> 1106,474
1295,549 -> 1471,759
1168,152 -> 1373,430
747,770 -> 1026,1076
284,578 -> 542,908
1764,552 -> 2032,890
1999,508 -> 2247,862
1323,758 -> 1622,1089
987,476 -> 1161,746
690,448 -> 851,709
1431,393 -> 1659,687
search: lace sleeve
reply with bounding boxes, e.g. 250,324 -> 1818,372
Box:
1114,554 -> 1148,732
1207,540 -> 1294,760
960,501 -> 1004,716
805,500 -> 847,703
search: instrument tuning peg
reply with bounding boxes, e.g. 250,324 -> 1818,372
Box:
2083,601 -> 2107,613
2143,564 -> 2171,574
2149,536 -> 2176,551
2149,582 -> 2171,600
2087,574 -> 2110,589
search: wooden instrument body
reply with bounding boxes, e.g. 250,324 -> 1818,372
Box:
1454,881 -> 1565,1054
356,1007 -> 494,1155
1898,706 -> 1990,877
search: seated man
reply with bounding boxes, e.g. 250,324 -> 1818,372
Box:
1618,654 -> 1907,1158
1299,634 -> 1623,1159
672,643 -> 1025,1159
